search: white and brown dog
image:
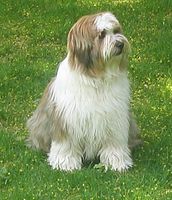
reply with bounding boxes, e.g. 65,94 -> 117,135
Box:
27,12 -> 141,172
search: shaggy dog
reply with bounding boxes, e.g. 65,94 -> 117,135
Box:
27,12 -> 141,171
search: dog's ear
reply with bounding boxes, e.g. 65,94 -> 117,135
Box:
119,42 -> 131,70
67,27 -> 93,69
119,54 -> 129,70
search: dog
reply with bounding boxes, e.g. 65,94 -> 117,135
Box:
27,12 -> 141,172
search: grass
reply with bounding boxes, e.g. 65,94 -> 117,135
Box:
0,0 -> 172,199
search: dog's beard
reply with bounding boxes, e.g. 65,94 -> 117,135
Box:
101,33 -> 130,63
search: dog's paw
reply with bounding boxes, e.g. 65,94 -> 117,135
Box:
48,154 -> 82,171
48,141 -> 82,171
99,146 -> 133,172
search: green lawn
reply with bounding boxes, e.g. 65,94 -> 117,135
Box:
0,0 -> 172,199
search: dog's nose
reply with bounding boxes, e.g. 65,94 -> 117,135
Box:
115,41 -> 124,49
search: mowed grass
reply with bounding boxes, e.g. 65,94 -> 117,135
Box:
0,0 -> 172,199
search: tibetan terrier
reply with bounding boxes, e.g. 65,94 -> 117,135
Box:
27,12 -> 141,172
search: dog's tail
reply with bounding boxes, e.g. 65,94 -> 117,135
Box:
128,112 -> 142,149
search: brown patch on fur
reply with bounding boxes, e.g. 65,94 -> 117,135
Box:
67,13 -> 107,77
68,15 -> 96,68
26,79 -> 67,152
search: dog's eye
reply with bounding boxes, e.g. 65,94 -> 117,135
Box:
99,30 -> 106,39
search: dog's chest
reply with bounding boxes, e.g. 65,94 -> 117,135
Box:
52,67 -> 130,142
56,82 -> 112,132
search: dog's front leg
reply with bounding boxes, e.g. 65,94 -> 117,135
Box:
99,143 -> 132,172
48,139 -> 82,171
99,120 -> 133,172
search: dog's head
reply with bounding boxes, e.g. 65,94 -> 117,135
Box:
67,12 -> 130,76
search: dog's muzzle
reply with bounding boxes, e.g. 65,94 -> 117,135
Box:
115,40 -> 124,50
115,40 -> 124,55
